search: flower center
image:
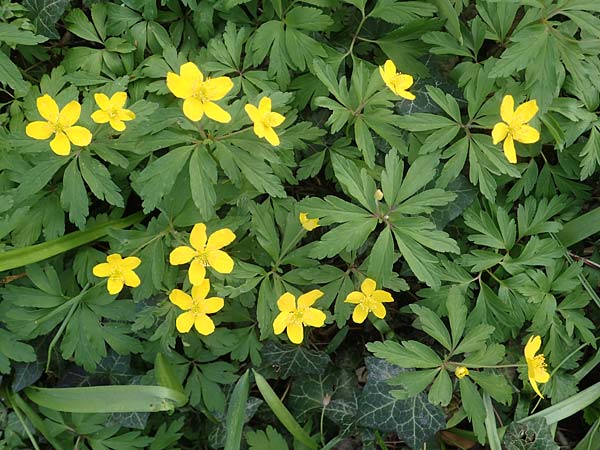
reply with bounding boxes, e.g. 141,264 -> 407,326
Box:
532,354 -> 546,369
110,266 -> 125,281
289,310 -> 305,325
195,251 -> 209,266
108,108 -> 120,119
190,302 -> 205,316
192,81 -> 209,102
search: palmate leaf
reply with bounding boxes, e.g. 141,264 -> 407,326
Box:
502,417 -> 559,450
246,426 -> 289,450
357,357 -> 445,450
0,329 -> 36,374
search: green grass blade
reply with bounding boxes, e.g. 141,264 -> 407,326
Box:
573,418 -> 600,450
224,370 -> 250,450
0,212 -> 144,272
252,370 -> 318,450
25,385 -> 187,413
483,393 -> 502,450
519,381 -> 600,425
155,352 -> 186,395
556,207 -> 600,247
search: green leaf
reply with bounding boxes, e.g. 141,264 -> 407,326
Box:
253,370 -> 319,450
459,377 -> 486,443
0,23 -> 48,45
286,6 -> 333,31
60,159 -> 89,228
579,125 -> 600,180
503,417 -> 559,450
469,371 -> 512,405
0,51 -> 29,95
367,340 -> 442,369
224,370 -> 250,450
428,370 -> 452,406
23,0 -> 69,39
246,426 -> 289,450
432,0 -> 463,44
483,393 -> 503,450
64,8 -> 102,43
25,385 -> 187,412
447,285 -> 467,348
261,341 -> 331,378
188,148 -> 217,220
368,0 -> 437,24
366,227 -> 395,285
330,153 -> 376,211
0,329 -> 36,374
78,152 -> 124,207
132,145 -> 193,213
357,357 -> 445,449
557,205 -> 600,247
155,353 -> 185,395
454,324 -> 495,355
409,304 -> 452,351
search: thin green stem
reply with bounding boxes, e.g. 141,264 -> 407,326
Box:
319,406 -> 326,447
6,393 -> 41,450
213,127 -> 252,141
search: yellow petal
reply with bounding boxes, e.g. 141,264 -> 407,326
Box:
190,223 -> 208,250
263,127 -> 280,146
268,112 -> 285,127
58,101 -> 81,127
109,119 -> 126,132
383,60 -> 397,80
183,98 -> 205,121
123,270 -> 141,288
361,278 -> 377,295
50,132 -> 71,156
194,314 -> 216,335
395,74 -> 414,91
191,278 -> 210,299
524,335 -> 541,360
91,110 -> 110,123
107,277 -> 124,295
273,312 -> 289,335
370,302 -> 386,319
303,308 -> 326,327
500,95 -> 514,124
372,289 -> 393,303
169,246 -> 196,265
514,100 -> 538,124
118,109 -> 136,121
64,126 -> 92,147
26,121 -> 54,140
92,262 -> 111,277
176,311 -> 195,333
170,289 -> 193,310
180,62 -> 203,83
166,72 -> 193,99
204,101 -> 231,123
188,258 -> 207,285
258,96 -> 272,114
203,297 -> 224,314
204,76 -> 234,100
207,228 -> 236,249
299,213 -> 319,231
513,124 -> 539,144
535,366 -> 550,383
253,121 -> 266,138
107,254 -> 122,264
111,92 -> 128,108
277,293 -> 296,313
352,304 -> 369,324
207,249 -> 234,274
287,322 -> 304,344
94,93 -> 111,110
37,95 -> 59,122
297,289 -> 323,309
398,90 -> 416,101
245,103 -> 260,123
492,122 -> 509,145
345,291 -> 364,304
529,377 -> 544,399
503,135 -> 517,164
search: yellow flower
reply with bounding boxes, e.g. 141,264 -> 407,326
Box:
169,278 -> 224,335
492,95 -> 540,164
378,59 -> 415,100
455,366 -> 470,379
91,92 -> 136,131
169,223 -> 236,285
244,97 -> 286,146
25,94 -> 92,156
299,212 -> 319,231
524,335 -> 550,399
345,278 -> 393,324
92,253 -> 141,295
273,290 -> 326,344
166,62 -> 233,123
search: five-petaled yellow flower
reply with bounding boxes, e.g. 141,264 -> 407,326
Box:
92,253 -> 141,295
273,290 -> 326,344
299,213 -> 319,231
379,60 -> 415,100
169,223 -> 236,285
455,366 -> 470,379
166,62 -> 233,123
26,94 -> 92,156
492,95 -> 540,164
345,278 -> 393,324
524,335 -> 550,399
244,97 -> 286,146
91,92 -> 136,131
169,278 -> 224,335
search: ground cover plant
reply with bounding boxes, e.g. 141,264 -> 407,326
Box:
2,0 -> 600,449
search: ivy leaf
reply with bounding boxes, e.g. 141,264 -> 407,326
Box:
357,357 -> 445,449
261,341 -> 331,379
23,0 -> 69,39
502,417 -> 560,450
